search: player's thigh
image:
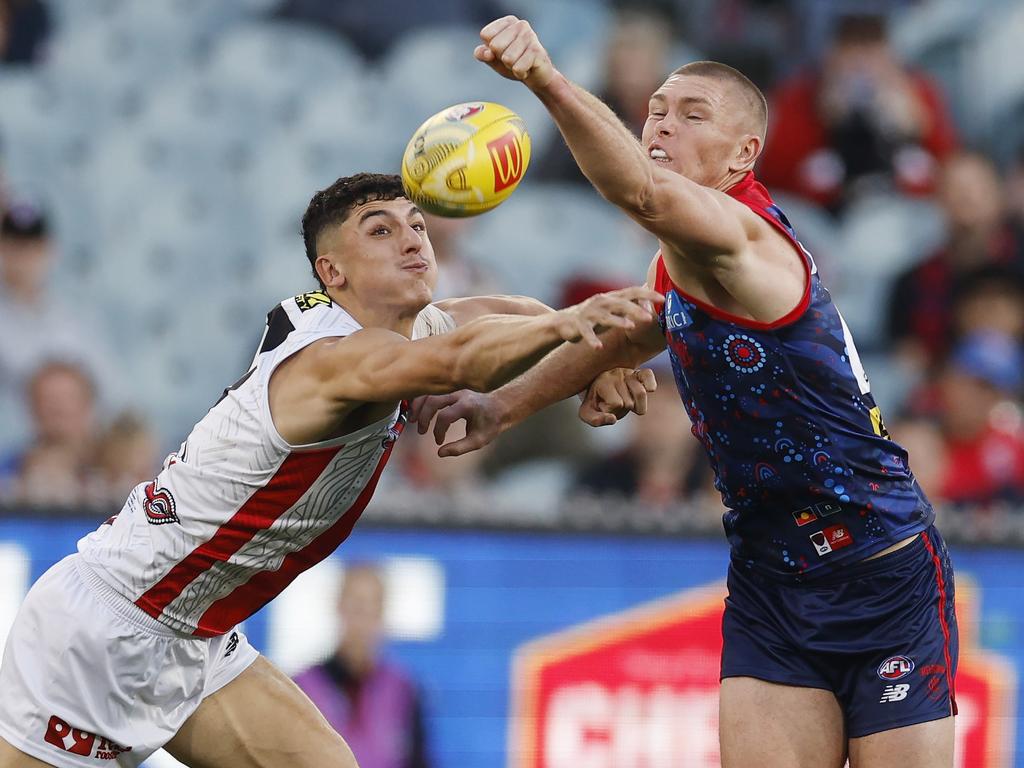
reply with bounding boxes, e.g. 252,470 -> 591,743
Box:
720,677 -> 847,768
848,716 -> 953,768
0,737 -> 56,768
163,656 -> 358,768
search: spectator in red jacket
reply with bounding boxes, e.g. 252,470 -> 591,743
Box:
758,12 -> 957,211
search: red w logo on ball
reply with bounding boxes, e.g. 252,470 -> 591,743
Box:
143,482 -> 179,526
487,131 -> 525,192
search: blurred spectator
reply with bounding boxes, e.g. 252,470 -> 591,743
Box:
0,360 -> 98,503
91,411 -> 160,506
392,420 -> 490,497
758,12 -> 957,211
535,6 -> 674,186
887,153 -> 1024,371
0,202 -> 116,451
422,214 -> 496,300
573,366 -> 710,507
293,564 -> 431,768
910,333 -> 1024,509
272,0 -> 505,62
0,0 -> 50,65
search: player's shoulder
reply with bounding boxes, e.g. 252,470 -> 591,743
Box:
273,290 -> 361,334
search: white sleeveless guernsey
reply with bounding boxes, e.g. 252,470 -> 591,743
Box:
78,292 -> 450,637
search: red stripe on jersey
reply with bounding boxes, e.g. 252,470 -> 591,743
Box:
135,446 -> 343,622
191,441 -> 397,637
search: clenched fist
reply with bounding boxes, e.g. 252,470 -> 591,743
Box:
475,16 -> 556,91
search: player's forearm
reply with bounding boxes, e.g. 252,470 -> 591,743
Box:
448,313 -> 565,392
535,72 -> 653,211
490,328 -> 653,428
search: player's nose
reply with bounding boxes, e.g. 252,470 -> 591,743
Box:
400,224 -> 424,253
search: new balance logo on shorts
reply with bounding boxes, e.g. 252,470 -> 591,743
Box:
224,630 -> 239,658
879,684 -> 910,703
44,715 -> 132,760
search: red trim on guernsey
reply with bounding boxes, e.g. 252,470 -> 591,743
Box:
191,442 -> 397,637
135,446 -> 343,622
921,532 -> 958,716
655,171 -> 812,331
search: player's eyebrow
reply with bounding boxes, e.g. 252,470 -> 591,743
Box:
408,205 -> 423,219
677,95 -> 713,109
358,208 -> 393,224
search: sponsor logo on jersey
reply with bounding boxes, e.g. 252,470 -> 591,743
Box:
143,482 -> 179,526
809,524 -> 853,556
879,684 -> 910,703
44,715 -> 132,760
295,291 -> 331,312
445,102 -> 485,122
878,655 -> 915,681
224,630 -> 240,658
663,290 -> 693,332
488,131 -> 525,192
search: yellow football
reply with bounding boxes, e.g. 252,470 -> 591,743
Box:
401,101 -> 531,218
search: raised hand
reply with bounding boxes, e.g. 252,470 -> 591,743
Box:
553,286 -> 664,349
474,16 -> 555,90
579,367 -> 658,427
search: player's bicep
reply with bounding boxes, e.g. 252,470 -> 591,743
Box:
311,330 -> 458,404
631,169 -> 749,260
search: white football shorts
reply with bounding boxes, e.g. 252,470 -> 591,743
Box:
0,555 -> 259,767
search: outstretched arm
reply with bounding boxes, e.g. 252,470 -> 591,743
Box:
474,16 -> 749,260
413,312 -> 666,456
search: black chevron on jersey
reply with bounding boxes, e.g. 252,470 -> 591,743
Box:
260,305 -> 296,355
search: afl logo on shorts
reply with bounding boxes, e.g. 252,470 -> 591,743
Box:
143,482 -> 179,526
877,655 -> 915,681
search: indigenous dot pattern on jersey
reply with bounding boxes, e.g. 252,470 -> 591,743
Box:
654,175 -> 933,579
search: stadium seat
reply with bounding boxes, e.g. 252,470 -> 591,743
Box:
205,21 -> 366,128
461,184 -> 648,305
964,2 -> 1024,160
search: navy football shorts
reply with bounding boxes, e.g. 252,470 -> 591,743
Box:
721,525 -> 957,738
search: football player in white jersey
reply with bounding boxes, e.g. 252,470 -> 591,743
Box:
0,173 -> 662,768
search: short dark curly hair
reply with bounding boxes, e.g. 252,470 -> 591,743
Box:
301,173 -> 406,287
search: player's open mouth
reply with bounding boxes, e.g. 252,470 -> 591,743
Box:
649,146 -> 670,163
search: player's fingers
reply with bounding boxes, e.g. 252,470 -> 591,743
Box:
576,319 -> 603,349
625,375 -> 648,416
486,18 -> 523,55
636,367 -> 657,392
498,34 -> 530,70
579,402 -> 617,427
480,15 -> 519,42
474,44 -> 495,63
414,393 -> 456,434
438,432 -> 486,458
432,405 -> 466,446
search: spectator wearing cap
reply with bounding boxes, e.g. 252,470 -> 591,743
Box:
925,332 -> 1024,508
0,202 -> 117,453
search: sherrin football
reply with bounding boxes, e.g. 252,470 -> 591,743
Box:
401,101 -> 531,218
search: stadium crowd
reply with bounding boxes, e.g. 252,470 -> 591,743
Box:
1,0 -> 1024,531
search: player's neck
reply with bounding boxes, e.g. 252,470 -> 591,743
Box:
328,289 -> 417,338
715,167 -> 751,193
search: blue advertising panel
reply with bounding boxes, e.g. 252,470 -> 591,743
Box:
0,519 -> 1020,767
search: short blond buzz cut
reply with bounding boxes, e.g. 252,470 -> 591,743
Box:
671,61 -> 768,141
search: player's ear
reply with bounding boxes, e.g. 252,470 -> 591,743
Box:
316,253 -> 346,289
731,135 -> 762,173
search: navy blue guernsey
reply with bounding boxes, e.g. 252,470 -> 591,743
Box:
655,173 -> 933,580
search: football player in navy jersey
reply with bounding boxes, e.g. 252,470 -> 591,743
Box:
414,17 -> 958,768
